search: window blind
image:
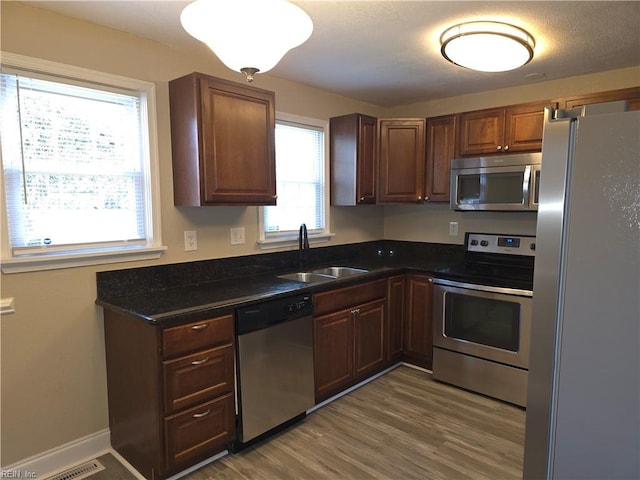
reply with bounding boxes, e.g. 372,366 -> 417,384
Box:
0,72 -> 148,254
264,121 -> 325,234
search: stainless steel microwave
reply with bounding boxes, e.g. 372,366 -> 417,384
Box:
450,152 -> 542,211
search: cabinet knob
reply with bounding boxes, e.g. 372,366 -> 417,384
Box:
428,278 -> 433,283
359,196 -> 365,202
504,145 -> 509,151
417,196 -> 423,202
496,145 -> 503,151
425,196 -> 430,201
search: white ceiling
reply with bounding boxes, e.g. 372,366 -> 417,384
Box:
20,0 -> 640,107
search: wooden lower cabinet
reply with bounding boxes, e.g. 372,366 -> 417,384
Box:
386,274 -> 406,362
313,279 -> 387,402
314,308 -> 354,399
104,310 -> 235,480
164,393 -> 234,471
404,274 -> 434,369
353,299 -> 386,377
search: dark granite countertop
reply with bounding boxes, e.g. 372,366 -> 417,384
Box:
96,240 -> 463,325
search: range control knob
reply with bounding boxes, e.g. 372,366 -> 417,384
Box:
470,239 -> 478,246
480,240 -> 489,247
530,243 -> 536,251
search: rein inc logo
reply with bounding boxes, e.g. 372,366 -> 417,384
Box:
0,471 -> 37,478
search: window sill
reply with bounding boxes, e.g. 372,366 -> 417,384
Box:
257,232 -> 335,250
1,245 -> 167,274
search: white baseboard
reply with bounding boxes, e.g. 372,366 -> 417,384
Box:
2,429 -> 111,479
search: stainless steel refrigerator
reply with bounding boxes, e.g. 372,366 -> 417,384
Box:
523,102 -> 640,479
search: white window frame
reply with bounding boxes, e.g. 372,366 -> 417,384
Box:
257,112 -> 333,249
0,52 -> 165,273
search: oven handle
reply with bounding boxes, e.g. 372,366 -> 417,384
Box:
433,278 -> 533,298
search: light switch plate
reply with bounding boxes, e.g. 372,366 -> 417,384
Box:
230,227 -> 246,245
184,230 -> 197,251
449,221 -> 459,236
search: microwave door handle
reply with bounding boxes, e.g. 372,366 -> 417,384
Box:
522,165 -> 531,207
530,166 -> 540,208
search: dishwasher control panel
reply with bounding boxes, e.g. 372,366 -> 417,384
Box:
236,294 -> 312,335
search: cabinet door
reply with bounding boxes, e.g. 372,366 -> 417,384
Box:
504,101 -> 552,153
313,309 -> 354,401
387,275 -> 406,361
425,115 -> 457,202
458,108 -> 505,156
356,115 -> 378,204
404,274 -> 434,369
330,113 -> 377,205
200,77 -> 276,204
353,299 -> 386,378
378,118 -> 426,203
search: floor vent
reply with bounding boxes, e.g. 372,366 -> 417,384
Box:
46,459 -> 105,480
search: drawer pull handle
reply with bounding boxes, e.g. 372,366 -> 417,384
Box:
191,357 -> 210,365
192,409 -> 211,419
191,324 -> 208,331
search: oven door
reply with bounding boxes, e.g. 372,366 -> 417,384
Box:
433,279 -> 532,369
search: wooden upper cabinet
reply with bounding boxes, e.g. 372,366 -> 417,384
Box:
458,100 -> 553,156
378,118 -> 426,203
425,114 -> 457,202
330,113 -> 377,205
169,72 -> 276,206
562,87 -> 640,111
458,108 -> 505,156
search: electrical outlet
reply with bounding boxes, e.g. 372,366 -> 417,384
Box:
230,227 -> 246,245
449,221 -> 459,236
184,230 -> 197,251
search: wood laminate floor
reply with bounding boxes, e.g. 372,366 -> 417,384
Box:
83,366 -> 526,480
190,366 -> 525,479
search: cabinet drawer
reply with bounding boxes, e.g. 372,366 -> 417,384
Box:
163,344 -> 234,412
164,393 -> 234,471
314,279 -> 386,316
162,315 -> 233,358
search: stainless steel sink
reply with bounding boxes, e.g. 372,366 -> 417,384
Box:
276,272 -> 337,283
277,266 -> 368,283
312,266 -> 368,278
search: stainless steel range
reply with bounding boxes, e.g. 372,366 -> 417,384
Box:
432,232 -> 535,407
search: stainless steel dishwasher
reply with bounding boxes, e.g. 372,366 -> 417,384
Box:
234,293 -> 314,449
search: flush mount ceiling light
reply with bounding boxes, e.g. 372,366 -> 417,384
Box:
180,0 -> 313,82
440,21 -> 535,72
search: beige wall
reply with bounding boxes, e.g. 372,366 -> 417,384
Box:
0,1 -> 638,467
0,2 -> 387,466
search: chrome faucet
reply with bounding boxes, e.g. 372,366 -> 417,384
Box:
299,223 -> 309,267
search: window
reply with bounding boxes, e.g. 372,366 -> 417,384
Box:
259,113 -> 331,247
0,53 -> 164,273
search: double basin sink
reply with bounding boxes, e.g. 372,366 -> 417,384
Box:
277,266 -> 368,284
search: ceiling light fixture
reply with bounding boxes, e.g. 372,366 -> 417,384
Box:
180,0 -> 313,82
440,21 -> 535,72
